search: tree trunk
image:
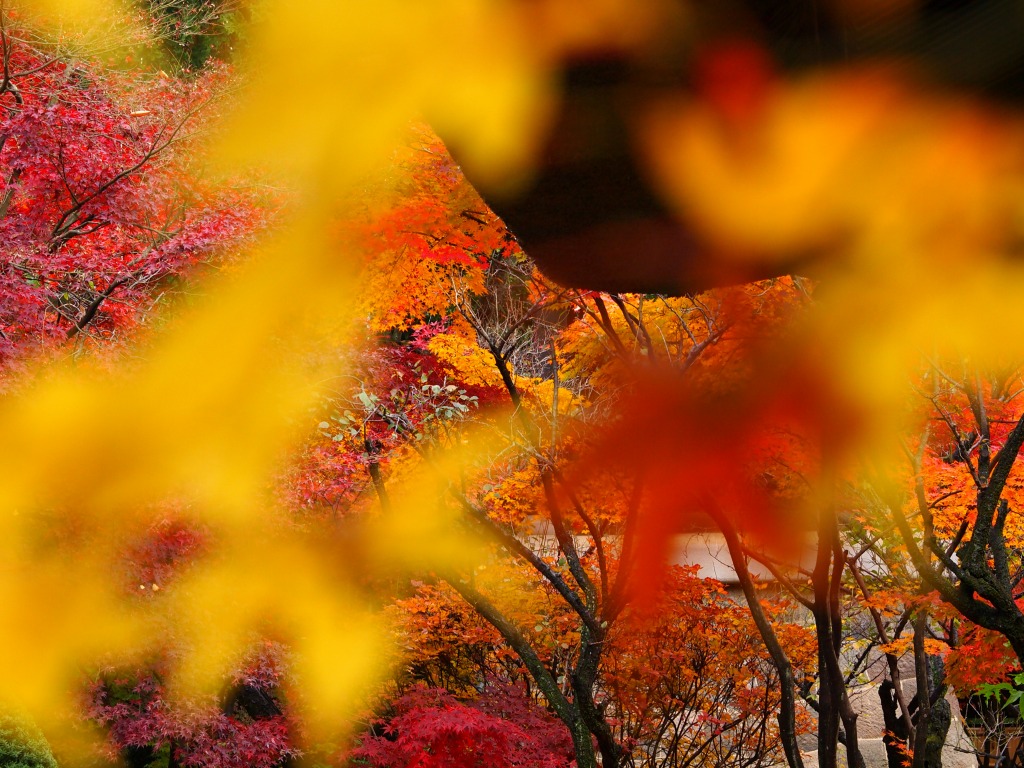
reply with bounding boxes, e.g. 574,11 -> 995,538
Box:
446,578 -> 602,768
713,508 -> 806,768
920,655 -> 950,768
572,631 -> 623,768
813,602 -> 840,768
567,716 -> 600,768
813,508 -> 864,768
924,698 -> 951,768
911,614 -> 932,768
880,680 -> 911,768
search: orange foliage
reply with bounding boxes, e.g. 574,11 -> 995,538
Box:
604,568 -> 815,765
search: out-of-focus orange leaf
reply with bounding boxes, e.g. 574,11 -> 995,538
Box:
583,337 -> 863,600
642,67 -> 1024,267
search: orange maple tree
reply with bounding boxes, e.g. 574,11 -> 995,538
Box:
310,138 -> 825,768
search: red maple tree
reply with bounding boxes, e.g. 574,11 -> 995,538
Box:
0,11 -> 264,379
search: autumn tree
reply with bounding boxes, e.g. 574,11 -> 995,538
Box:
0,5 -> 284,763
882,367 -> 1024,661
324,138 -> 819,767
846,365 -> 1024,764
0,3 -> 262,378
734,361 -> 1024,768
351,683 -> 575,768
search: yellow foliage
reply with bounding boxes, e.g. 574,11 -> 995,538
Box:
643,71 -> 1024,263
517,376 -> 588,418
216,0 -> 556,195
0,213 -> 473,750
428,331 -> 507,389
360,257 -> 487,333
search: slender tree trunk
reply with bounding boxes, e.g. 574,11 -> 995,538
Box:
713,508 -> 806,768
911,613 -> 932,768
813,610 -> 839,768
811,511 -> 865,768
917,654 -> 950,768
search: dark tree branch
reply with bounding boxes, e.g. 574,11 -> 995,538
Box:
456,494 -> 601,635
66,276 -> 129,339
